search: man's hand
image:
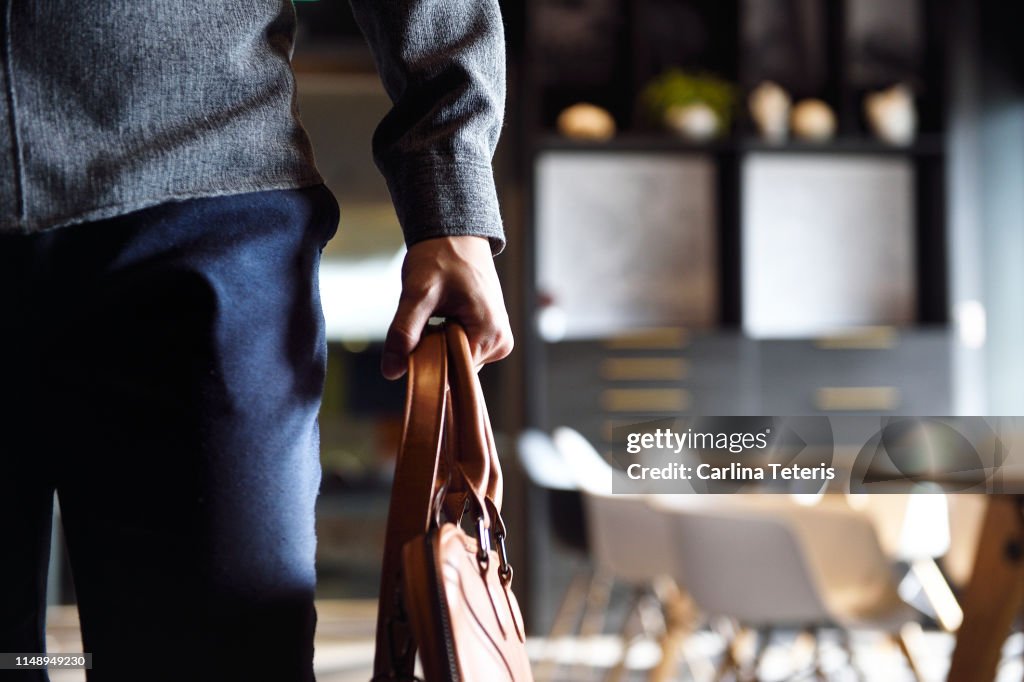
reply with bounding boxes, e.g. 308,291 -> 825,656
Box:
381,236 -> 513,380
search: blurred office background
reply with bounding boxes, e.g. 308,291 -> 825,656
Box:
44,0 -> 1024,680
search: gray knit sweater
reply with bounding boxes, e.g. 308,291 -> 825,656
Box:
0,1 -> 506,252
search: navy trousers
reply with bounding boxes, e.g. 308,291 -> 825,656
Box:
0,185 -> 339,681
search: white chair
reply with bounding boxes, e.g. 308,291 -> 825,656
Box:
553,427 -> 676,584
552,427 -> 687,682
516,430 -> 593,681
650,496 -> 926,681
847,492 -> 968,632
942,494 -> 987,589
518,429 -> 578,493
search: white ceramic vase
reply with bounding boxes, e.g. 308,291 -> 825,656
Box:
865,84 -> 917,146
749,81 -> 791,143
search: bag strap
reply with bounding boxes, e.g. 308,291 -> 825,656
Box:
372,327 -> 448,680
444,324 -> 503,512
372,322 -> 511,679
441,325 -> 520,625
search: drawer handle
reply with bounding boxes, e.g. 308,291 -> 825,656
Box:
604,327 -> 689,350
601,357 -> 689,381
815,386 -> 899,411
601,388 -> 691,412
815,325 -> 898,350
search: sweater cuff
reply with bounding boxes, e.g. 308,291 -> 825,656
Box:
380,153 -> 506,256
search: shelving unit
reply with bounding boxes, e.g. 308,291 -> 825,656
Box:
515,0 -> 955,629
518,0 -> 954,418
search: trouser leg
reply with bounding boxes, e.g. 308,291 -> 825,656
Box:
0,234 -> 56,682
33,185 -> 338,682
0,474 -> 54,682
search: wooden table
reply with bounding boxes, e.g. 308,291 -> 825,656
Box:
946,495 -> 1024,680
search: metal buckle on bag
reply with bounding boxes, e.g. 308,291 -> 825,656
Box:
483,497 -> 514,584
495,529 -> 513,584
475,515 -> 491,568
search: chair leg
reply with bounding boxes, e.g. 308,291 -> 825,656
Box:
893,626 -> 925,682
580,570 -> 616,637
812,630 -> 827,682
790,628 -> 825,681
552,566 -> 595,638
648,580 -> 700,682
839,628 -> 863,681
636,593 -> 667,640
910,557 -> 964,632
536,565 -> 594,682
750,627 -> 772,681
570,571 -> 615,681
713,621 -> 748,682
712,642 -> 742,682
604,588 -> 647,682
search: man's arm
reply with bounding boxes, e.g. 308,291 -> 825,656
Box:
347,0 -> 512,378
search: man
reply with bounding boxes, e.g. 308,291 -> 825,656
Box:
0,1 -> 510,680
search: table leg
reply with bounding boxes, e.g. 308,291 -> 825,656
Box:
946,495 -> 1024,681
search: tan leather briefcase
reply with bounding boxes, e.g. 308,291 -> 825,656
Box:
372,322 -> 534,682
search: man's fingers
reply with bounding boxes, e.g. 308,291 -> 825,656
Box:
382,236 -> 512,379
384,301 -> 513,380
382,289 -> 438,380
463,318 -> 514,370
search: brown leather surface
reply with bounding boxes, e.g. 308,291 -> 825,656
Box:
372,328 -> 448,679
443,325 -> 503,511
402,524 -> 532,682
373,323 -> 533,682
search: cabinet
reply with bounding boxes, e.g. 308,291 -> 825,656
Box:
515,2 -> 955,624
521,0 -> 949,337
518,0 -> 953,433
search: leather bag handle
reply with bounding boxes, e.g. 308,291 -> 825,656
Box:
372,327 -> 448,680
442,324 -> 503,517
372,322 -> 508,679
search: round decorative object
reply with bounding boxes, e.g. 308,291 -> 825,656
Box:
663,103 -> 719,142
556,103 -> 616,141
749,81 -> 791,143
865,84 -> 917,146
791,99 -> 837,142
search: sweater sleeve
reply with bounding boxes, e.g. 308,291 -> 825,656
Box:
347,0 -> 507,254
